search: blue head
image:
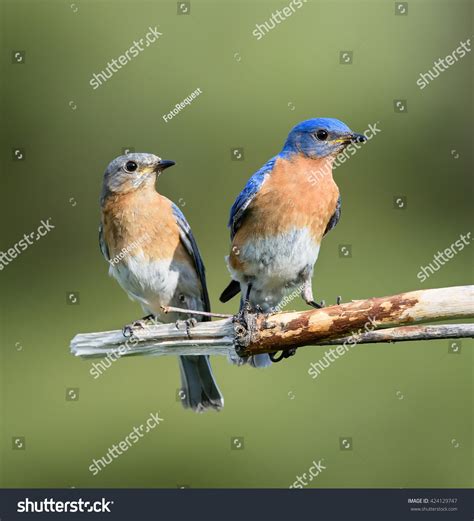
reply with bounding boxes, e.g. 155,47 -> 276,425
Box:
281,118 -> 366,158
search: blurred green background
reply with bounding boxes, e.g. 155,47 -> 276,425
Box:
0,0 -> 472,488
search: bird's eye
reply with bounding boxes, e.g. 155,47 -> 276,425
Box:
124,161 -> 138,172
316,129 -> 329,141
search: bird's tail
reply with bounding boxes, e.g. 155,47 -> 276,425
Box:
220,279 -> 241,303
178,355 -> 224,412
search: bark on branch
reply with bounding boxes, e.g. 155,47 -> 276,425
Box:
70,285 -> 474,359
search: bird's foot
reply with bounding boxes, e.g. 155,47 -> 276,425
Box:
307,296 -> 341,308
122,314 -> 156,337
254,304 -> 272,319
269,347 -> 297,363
307,299 -> 325,309
175,318 -> 198,338
236,299 -> 253,324
233,300 -> 258,357
175,318 -> 198,329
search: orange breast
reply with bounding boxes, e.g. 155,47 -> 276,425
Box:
231,154 -> 340,263
101,190 -> 191,265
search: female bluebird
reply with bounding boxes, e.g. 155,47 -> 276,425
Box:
220,118 -> 366,367
100,153 -> 223,412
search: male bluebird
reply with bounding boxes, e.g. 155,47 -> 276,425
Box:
100,153 -> 223,412
220,118 -> 366,366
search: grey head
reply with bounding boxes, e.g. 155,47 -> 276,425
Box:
101,152 -> 175,202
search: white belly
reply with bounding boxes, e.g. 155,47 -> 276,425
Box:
110,251 -> 203,320
227,227 -> 320,310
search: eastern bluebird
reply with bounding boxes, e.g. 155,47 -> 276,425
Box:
220,118 -> 366,367
99,153 -> 223,412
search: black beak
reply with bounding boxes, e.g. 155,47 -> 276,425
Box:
157,159 -> 176,171
351,133 -> 367,144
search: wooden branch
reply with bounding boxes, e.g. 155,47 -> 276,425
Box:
70,286 -> 474,359
71,319 -> 235,358
320,324 -> 473,345
71,324 -> 473,359
236,285 -> 474,356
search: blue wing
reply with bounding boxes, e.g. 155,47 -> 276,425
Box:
98,224 -> 110,261
324,195 -> 341,236
172,204 -> 211,315
228,157 -> 276,239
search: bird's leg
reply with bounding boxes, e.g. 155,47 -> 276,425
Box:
244,283 -> 253,308
234,282 -> 253,321
336,295 -> 342,305
238,282 -> 254,320
233,283 -> 256,360
234,283 -> 253,333
302,280 -> 325,309
122,314 -> 160,337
